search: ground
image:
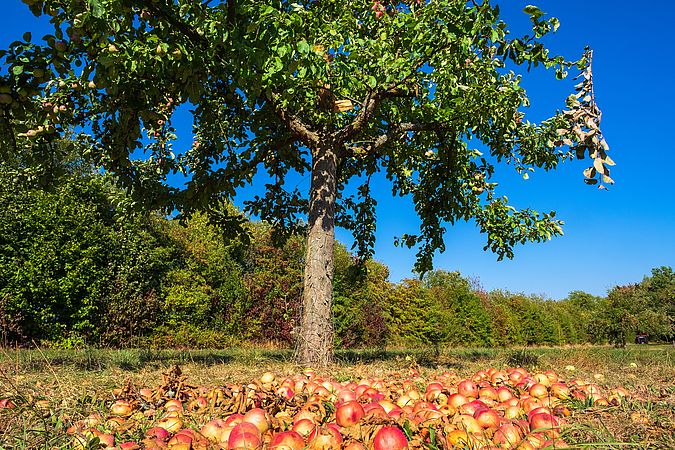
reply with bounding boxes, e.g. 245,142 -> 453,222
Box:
0,345 -> 673,449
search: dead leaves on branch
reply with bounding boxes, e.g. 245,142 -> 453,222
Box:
561,50 -> 614,189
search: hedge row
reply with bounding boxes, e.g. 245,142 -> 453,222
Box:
1,174 -> 672,348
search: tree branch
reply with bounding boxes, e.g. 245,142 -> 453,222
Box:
341,122 -> 448,158
271,96 -> 321,150
146,2 -> 207,46
334,87 -> 418,145
335,38 -> 457,145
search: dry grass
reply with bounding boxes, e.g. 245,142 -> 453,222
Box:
0,345 -> 673,449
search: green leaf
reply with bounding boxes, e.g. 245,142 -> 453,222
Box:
523,5 -> 544,18
366,76 -> 377,89
277,45 -> 290,58
88,0 -> 105,18
12,65 -> 23,75
550,17 -> 560,32
297,39 -> 310,55
23,32 -> 32,42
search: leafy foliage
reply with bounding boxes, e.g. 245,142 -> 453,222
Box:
0,175 -> 115,343
333,244 -> 389,348
242,228 -> 304,344
0,164 -> 670,349
598,270 -> 674,347
0,0 -> 610,268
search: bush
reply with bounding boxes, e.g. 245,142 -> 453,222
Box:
2,165 -> 672,350
242,231 -> 303,345
0,177 -> 116,343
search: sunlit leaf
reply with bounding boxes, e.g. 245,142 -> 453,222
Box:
523,5 -> 544,17
88,0 -> 104,18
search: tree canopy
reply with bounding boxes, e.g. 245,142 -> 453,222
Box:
0,0 -> 612,364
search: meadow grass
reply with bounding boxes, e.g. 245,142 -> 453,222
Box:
0,344 -> 673,449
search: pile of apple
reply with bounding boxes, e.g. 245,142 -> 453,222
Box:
2,366 -> 633,449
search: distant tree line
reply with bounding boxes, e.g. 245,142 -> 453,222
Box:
1,162 -> 672,349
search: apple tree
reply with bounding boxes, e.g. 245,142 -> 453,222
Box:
0,0 -> 612,365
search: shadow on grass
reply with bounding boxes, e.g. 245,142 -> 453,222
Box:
335,347 -> 500,369
7,344 -> 669,373
0,347 -> 298,372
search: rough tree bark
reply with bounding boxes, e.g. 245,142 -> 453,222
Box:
296,144 -> 338,366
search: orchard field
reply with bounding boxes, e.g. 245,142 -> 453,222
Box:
1,0 -> 674,448
1,345 -> 673,449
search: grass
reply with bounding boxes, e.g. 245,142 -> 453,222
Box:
0,344 -> 673,449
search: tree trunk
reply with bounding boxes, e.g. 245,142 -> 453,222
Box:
296,145 -> 337,366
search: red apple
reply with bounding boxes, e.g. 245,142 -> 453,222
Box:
228,431 -> 261,450
343,441 -> 367,450
504,405 -> 524,420
479,386 -> 499,402
164,399 -> 183,412
230,422 -> 261,440
446,430 -> 472,447
373,426 -> 408,450
292,418 -> 317,439
474,408 -> 501,429
269,431 -> 305,450
110,400 -> 133,416
145,426 -> 171,441
460,399 -> 487,416
448,393 -> 469,409
458,379 -> 479,398
529,383 -> 549,399
87,430 -> 115,448
492,423 -> 522,447
497,386 -> 514,402
0,398 -> 16,409
243,408 -> 270,434
168,430 -> 194,446
527,406 -> 552,422
377,400 -> 397,413
191,396 -> 208,410
453,415 -> 482,434
336,389 -> 357,404
336,401 -> 365,427
201,419 -> 230,443
307,426 -> 342,449
225,413 -> 245,427
118,443 -> 140,450
156,416 -> 183,433
426,382 -> 444,392
529,412 -> 561,438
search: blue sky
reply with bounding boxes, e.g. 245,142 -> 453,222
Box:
2,1 -> 673,299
